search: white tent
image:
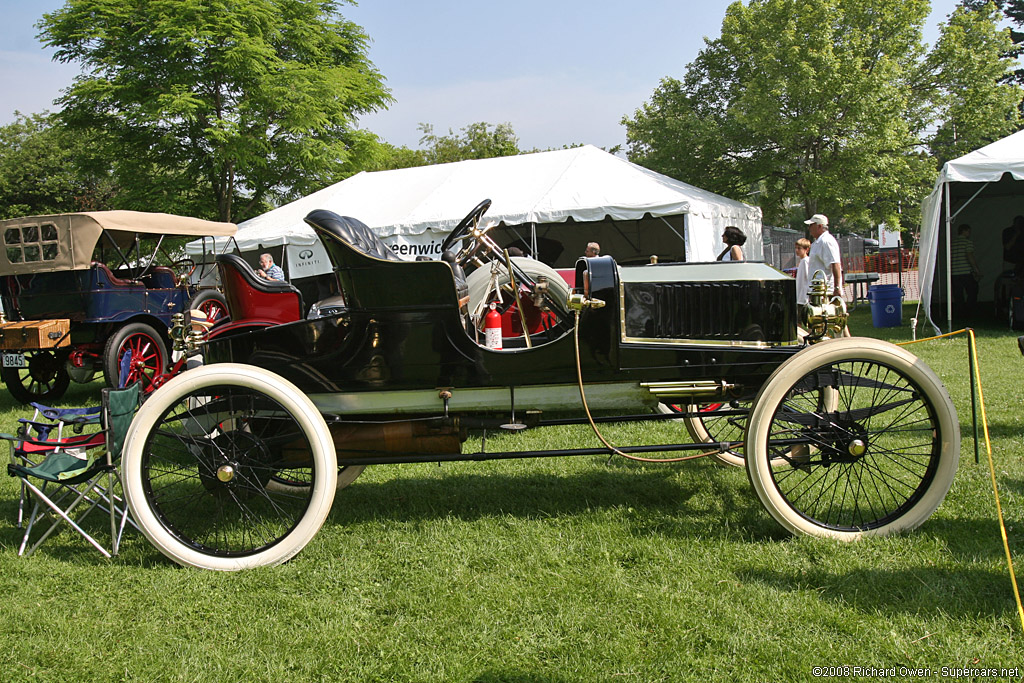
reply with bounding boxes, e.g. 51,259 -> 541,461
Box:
919,129 -> 1024,333
188,145 -> 762,277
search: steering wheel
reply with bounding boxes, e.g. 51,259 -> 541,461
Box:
172,258 -> 197,284
440,199 -> 493,262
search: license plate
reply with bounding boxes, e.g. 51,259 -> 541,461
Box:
2,352 -> 25,368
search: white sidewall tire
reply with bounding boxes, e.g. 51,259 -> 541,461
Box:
656,402 -> 747,468
264,465 -> 365,493
123,363 -> 338,570
745,337 -> 959,540
335,465 -> 365,488
657,401 -> 804,470
466,257 -> 571,318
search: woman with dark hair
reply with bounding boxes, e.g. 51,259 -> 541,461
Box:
717,226 -> 746,262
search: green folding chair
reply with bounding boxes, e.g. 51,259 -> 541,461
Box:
5,382 -> 140,558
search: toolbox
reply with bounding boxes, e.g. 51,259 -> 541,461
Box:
0,320 -> 71,349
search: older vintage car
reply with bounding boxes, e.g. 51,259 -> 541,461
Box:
0,211 -> 235,403
120,200 -> 960,571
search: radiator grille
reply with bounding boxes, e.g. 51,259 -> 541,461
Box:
622,280 -> 796,344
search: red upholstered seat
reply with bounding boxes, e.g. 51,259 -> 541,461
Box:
216,254 -> 303,324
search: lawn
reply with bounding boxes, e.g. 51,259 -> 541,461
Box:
0,303 -> 1022,682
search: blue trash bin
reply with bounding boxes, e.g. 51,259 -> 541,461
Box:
867,284 -> 903,328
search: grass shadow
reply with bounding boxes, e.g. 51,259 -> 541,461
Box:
326,462 -> 785,541
472,672 -> 578,683
739,563 -> 1014,620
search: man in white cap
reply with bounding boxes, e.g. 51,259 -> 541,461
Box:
804,213 -> 843,301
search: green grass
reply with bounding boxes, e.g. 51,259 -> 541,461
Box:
1,303 -> 1023,682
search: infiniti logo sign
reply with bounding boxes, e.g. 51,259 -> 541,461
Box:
298,249 -> 314,260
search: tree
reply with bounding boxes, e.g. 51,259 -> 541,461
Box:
39,0 -> 392,222
366,142 -> 430,172
416,122 -> 520,164
623,0 -> 1021,232
961,0 -> 1024,84
926,3 -> 1023,161
365,122 -> 521,171
0,112 -> 117,219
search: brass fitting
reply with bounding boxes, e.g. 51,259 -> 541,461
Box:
801,275 -> 848,342
169,313 -> 187,352
567,292 -> 605,311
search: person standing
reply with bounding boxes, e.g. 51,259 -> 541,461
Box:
584,242 -> 601,258
950,223 -> 980,314
804,214 -> 843,300
795,237 -> 811,306
1003,215 -> 1024,274
717,226 -> 746,262
257,253 -> 285,281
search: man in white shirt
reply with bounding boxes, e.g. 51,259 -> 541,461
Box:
805,214 -> 843,300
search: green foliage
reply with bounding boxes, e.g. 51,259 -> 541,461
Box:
366,122 -> 522,171
366,141 -> 431,172
38,0 -> 392,222
927,3 -> 1023,162
417,122 -> 520,164
0,112 -> 117,219
624,0 -> 1023,234
962,0 -> 1024,86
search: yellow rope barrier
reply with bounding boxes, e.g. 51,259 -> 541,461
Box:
577,309 -> 1024,628
896,329 -> 969,345
898,328 -> 1024,632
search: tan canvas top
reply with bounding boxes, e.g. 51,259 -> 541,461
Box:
0,210 -> 237,275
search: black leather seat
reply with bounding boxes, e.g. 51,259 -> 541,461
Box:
304,211 -> 403,262
304,210 -> 469,306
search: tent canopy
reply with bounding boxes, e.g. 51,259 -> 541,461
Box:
919,129 -> 1024,331
188,145 -> 762,276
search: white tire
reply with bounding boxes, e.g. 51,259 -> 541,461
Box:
745,337 -> 958,539
466,257 -> 571,321
265,465 -> 365,493
656,402 -> 748,467
122,363 -> 337,570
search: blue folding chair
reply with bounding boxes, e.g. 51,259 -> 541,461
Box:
5,382 -> 140,557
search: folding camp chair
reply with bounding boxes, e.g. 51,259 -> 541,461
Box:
5,382 -> 140,558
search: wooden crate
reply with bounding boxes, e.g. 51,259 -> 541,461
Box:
0,320 -> 71,350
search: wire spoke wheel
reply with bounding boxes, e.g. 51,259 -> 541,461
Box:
746,338 -> 958,539
657,401 -> 749,466
123,364 -> 336,570
266,464 -> 365,493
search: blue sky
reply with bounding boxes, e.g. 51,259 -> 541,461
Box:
0,0 -> 966,151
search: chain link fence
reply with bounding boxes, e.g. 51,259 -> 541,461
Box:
762,226 -> 920,302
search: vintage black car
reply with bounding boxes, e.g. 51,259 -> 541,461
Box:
120,200 -> 959,571
0,211 -> 235,403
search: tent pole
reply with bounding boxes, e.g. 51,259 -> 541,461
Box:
530,223 -> 537,260
945,184 -> 953,333
950,182 -> 990,222
941,181 -> 989,333
658,216 -> 686,248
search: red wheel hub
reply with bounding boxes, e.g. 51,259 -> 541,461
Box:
119,333 -> 164,387
199,300 -> 227,323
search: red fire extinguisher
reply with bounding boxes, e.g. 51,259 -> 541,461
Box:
485,302 -> 502,350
